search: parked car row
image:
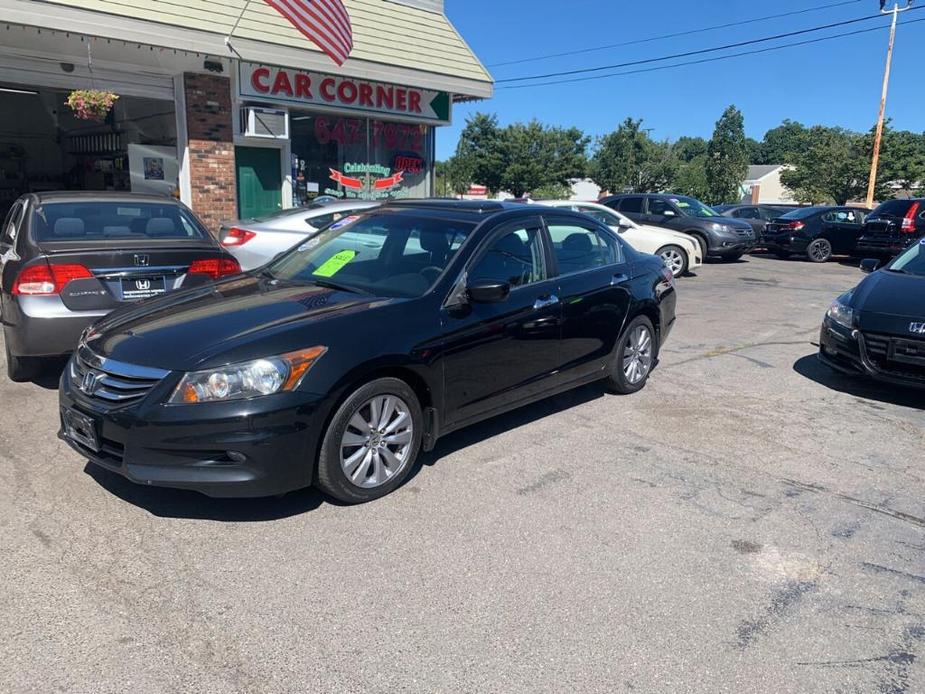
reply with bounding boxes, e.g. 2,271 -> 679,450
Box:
2,194 -> 677,503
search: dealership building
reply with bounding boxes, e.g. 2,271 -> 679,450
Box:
0,0 -> 492,231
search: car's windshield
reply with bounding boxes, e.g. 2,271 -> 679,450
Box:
889,241 -> 925,277
33,201 -> 207,241
670,197 -> 717,218
780,207 -> 823,220
266,212 -> 474,298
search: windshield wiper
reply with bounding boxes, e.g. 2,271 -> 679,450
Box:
309,278 -> 364,294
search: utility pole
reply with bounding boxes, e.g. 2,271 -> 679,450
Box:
866,0 -> 913,208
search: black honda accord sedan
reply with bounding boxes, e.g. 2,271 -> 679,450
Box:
819,241 -> 925,390
59,200 -> 676,503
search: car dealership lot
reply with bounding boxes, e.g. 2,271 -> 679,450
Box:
1,255 -> 923,693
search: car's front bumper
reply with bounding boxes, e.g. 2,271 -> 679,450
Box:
58,362 -> 330,497
817,318 -> 925,390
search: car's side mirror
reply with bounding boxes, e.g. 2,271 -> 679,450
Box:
860,258 -> 880,274
467,279 -> 511,304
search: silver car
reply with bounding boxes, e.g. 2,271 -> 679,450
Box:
219,201 -> 380,270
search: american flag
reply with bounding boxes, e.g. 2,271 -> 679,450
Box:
263,0 -> 353,66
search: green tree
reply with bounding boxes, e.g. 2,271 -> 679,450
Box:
590,118 -> 677,193
757,120 -> 808,165
704,105 -> 749,205
672,155 -> 710,200
781,126 -> 869,204
877,124 -> 925,196
435,157 -> 472,197
498,121 -> 588,198
452,112 -> 505,194
673,136 -> 708,163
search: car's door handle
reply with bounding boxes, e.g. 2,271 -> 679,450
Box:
533,294 -> 559,310
611,273 -> 629,285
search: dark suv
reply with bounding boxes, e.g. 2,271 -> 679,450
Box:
856,198 -> 925,258
600,193 -> 756,260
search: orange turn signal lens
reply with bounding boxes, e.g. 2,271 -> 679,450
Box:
281,346 -> 328,391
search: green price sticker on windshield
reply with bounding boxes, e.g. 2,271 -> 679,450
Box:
313,250 -> 357,277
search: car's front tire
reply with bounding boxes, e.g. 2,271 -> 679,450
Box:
656,245 -> 688,278
606,315 -> 657,395
4,340 -> 41,382
315,377 -> 423,503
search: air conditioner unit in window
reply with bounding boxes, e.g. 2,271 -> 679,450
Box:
241,107 -> 289,139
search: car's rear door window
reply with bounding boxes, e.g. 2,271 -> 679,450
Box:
617,197 -> 644,214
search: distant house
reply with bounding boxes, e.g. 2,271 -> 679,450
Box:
739,165 -> 796,205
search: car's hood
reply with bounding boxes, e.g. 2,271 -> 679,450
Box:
84,274 -> 396,371
852,270 -> 925,331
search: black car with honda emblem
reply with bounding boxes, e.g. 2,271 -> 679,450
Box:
819,241 -> 925,390
0,192 -> 240,381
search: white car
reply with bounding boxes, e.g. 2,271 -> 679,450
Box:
540,200 -> 703,277
218,200 -> 380,270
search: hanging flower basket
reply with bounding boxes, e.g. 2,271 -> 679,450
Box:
65,89 -> 119,121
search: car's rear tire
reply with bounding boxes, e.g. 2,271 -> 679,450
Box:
606,316 -> 657,395
4,340 -> 41,382
315,377 -> 423,503
656,245 -> 688,278
807,238 -> 833,263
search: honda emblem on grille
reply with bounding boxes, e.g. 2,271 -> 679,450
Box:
134,254 -> 150,267
136,279 -> 151,291
910,322 -> 925,335
80,370 -> 102,395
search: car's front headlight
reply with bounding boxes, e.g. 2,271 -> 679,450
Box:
169,346 -> 327,404
709,222 -> 729,233
826,295 -> 855,330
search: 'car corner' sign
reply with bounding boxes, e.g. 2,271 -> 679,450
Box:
239,63 -> 451,125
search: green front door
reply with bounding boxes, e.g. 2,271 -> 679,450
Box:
235,146 -> 282,219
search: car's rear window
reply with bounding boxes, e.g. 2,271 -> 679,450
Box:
869,199 -> 916,219
780,207 -> 824,220
32,202 -> 207,242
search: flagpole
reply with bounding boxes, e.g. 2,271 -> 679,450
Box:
225,0 -> 254,53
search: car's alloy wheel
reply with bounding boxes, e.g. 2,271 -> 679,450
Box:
339,394 -> 414,488
623,324 -> 654,385
807,238 -> 833,263
657,245 -> 687,277
315,377 -> 423,503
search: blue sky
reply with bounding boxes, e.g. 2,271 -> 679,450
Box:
437,0 -> 925,160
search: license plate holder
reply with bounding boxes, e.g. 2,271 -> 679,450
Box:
62,408 -> 100,453
121,276 -> 166,300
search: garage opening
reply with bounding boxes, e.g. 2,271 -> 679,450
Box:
0,82 -> 178,219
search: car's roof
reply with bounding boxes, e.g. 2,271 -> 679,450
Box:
30,191 -> 182,205
383,199 -> 530,216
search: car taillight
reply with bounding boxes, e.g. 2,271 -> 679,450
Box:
221,227 -> 257,247
12,262 -> 93,295
188,257 -> 241,280
787,221 -> 805,231
901,202 -> 920,233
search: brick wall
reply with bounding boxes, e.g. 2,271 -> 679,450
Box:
184,73 -> 236,236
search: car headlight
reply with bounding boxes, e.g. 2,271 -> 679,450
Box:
709,222 -> 728,232
169,346 -> 327,404
826,295 -> 855,330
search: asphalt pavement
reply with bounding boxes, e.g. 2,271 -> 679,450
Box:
1,253 -> 923,693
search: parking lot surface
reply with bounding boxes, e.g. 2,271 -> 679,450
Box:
1,254 -> 923,693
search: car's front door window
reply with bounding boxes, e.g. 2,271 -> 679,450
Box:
469,224 -> 546,289
546,222 -> 616,275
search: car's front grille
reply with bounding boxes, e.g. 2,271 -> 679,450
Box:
862,332 -> 925,382
71,345 -> 170,405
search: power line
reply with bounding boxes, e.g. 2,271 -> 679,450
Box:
488,0 -> 864,68
497,16 -> 925,91
496,7 -> 924,84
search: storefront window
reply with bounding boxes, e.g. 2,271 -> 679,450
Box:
289,114 -> 432,205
